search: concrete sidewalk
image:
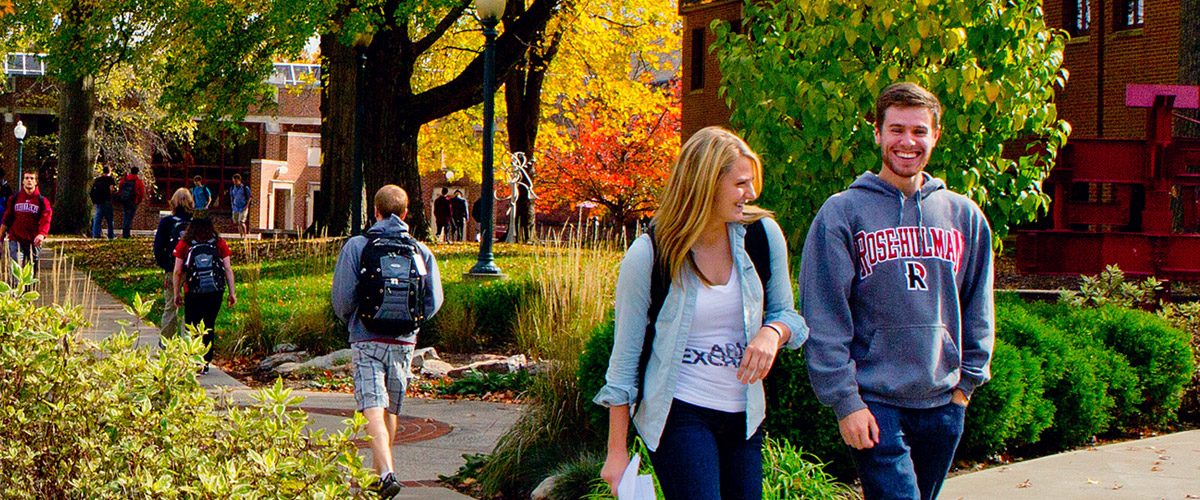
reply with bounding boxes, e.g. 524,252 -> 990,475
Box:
42,245 -> 512,499
941,430 -> 1200,499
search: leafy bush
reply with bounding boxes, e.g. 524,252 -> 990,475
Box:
1058,264 -> 1162,310
438,370 -> 531,396
762,437 -> 860,500
762,349 -> 853,480
0,272 -> 374,498
422,279 -> 535,352
577,315 -> 616,433
961,338 -> 1052,457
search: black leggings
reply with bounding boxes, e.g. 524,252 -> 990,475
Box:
184,292 -> 223,363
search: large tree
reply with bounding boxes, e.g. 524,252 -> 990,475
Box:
315,0 -> 563,238
1,0 -> 328,234
713,0 -> 1072,252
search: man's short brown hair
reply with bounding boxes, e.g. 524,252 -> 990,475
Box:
374,185 -> 408,218
874,82 -> 942,130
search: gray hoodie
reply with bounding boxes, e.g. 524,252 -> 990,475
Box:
799,171 -> 994,420
332,215 -> 443,343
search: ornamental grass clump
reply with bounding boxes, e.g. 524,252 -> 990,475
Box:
0,267 -> 375,499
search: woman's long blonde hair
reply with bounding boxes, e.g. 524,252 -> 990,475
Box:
652,126 -> 770,284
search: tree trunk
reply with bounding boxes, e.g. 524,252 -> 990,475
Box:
314,32 -> 356,236
51,75 -> 96,235
1179,0 -> 1200,137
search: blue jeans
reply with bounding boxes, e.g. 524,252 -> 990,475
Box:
646,399 -> 763,500
851,401 -> 966,500
122,204 -> 137,238
92,202 -> 114,239
8,240 -> 39,276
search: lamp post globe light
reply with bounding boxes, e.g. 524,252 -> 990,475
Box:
350,32 -> 374,237
467,0 -> 506,278
13,120 -> 26,180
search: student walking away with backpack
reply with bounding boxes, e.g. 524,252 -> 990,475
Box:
172,216 -> 235,374
154,188 -> 194,343
0,170 -> 52,277
800,83 -> 994,500
450,190 -> 468,241
117,167 -> 146,238
191,175 -> 212,211
595,127 -> 808,499
90,165 -> 117,239
332,185 -> 443,499
227,173 -> 251,237
0,167 -> 14,224
433,188 -> 452,242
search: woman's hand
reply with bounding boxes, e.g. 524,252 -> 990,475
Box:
738,325 -> 782,384
600,448 -> 631,496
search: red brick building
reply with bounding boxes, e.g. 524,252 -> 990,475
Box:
679,0 -> 1189,141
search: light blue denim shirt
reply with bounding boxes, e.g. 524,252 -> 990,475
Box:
593,218 -> 808,451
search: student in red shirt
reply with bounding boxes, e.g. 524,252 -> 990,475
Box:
0,170 -> 52,275
172,216 -> 236,374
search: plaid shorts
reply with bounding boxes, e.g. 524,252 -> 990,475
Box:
352,341 -> 414,414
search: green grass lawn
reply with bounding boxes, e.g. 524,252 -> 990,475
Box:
53,236 -> 618,358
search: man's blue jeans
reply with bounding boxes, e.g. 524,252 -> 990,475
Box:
92,202 -> 114,239
646,399 -> 763,500
850,401 -> 966,500
8,240 -> 39,276
121,204 -> 137,238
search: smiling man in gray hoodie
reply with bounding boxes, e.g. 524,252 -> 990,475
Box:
799,82 -> 994,500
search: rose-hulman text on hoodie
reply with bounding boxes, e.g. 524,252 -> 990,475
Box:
799,171 -> 995,420
3,189 -> 52,244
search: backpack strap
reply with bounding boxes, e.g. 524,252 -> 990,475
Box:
634,226 -> 671,409
744,219 -> 772,291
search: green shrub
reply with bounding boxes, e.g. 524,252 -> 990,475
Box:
762,437 -> 860,500
422,279 -> 534,352
438,370 -> 531,396
577,315 -> 617,433
762,349 -> 854,480
961,338 -> 1053,457
547,453 -> 604,500
0,274 -> 374,499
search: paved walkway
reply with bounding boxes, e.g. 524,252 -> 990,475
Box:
42,242 -> 1200,499
42,244 -> 512,499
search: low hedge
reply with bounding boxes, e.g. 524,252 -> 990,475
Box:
421,279 -> 535,352
577,297 -> 1194,480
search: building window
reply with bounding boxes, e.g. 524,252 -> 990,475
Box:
1117,0 -> 1143,29
690,28 -> 705,91
4,53 -> 46,76
1065,0 -> 1090,35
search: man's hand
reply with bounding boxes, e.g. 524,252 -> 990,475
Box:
174,293 -> 184,307
32,234 -> 45,246
227,292 -> 237,307
951,389 -> 969,407
838,408 -> 880,450
738,326 -> 781,384
600,449 -> 631,496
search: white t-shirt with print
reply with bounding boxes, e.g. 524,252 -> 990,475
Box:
672,266 -> 748,413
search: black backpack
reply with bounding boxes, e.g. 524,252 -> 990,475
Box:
156,216 -> 190,271
89,178 -> 108,204
184,238 -> 226,295
633,219 -> 773,408
117,178 -> 137,205
356,231 -> 427,335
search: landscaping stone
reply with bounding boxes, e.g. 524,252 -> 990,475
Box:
469,354 -> 508,363
272,342 -> 300,354
271,349 -> 354,377
258,351 -> 310,373
524,359 -> 559,376
420,359 -> 456,379
448,355 -> 528,379
530,474 -> 559,500
274,362 -> 302,376
412,347 -> 440,369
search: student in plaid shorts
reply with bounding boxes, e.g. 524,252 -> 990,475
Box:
332,185 -> 443,499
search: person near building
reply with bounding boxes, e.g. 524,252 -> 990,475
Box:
450,190 -> 468,242
173,215 -> 236,375
0,167 -> 14,224
191,175 -> 213,211
595,127 -> 807,499
227,174 -> 252,237
799,82 -> 995,500
90,165 -> 117,239
433,188 -> 452,242
118,167 -> 146,238
0,170 -> 53,275
332,185 -> 443,499
154,188 -> 194,343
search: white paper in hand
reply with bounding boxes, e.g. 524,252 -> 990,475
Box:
616,454 -> 656,500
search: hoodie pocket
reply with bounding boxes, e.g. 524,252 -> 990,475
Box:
857,324 -> 960,401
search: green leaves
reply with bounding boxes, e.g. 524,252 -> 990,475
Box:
714,0 -> 1071,255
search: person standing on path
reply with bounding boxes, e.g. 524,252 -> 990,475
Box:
90,165 -> 117,239
799,82 -> 995,500
173,216 -> 236,375
450,190 -> 468,242
433,188 -> 452,242
226,174 -> 252,237
0,170 -> 52,275
118,167 -> 146,238
332,185 -> 443,499
596,127 -> 807,499
154,188 -> 194,343
191,175 -> 213,211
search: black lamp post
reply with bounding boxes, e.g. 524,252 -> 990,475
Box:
350,33 -> 373,236
13,120 -> 26,180
467,0 -> 506,278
